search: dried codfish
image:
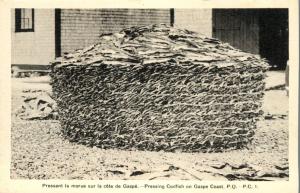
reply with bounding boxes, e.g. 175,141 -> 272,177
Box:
50,24 -> 269,152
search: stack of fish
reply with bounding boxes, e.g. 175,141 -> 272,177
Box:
50,24 -> 269,152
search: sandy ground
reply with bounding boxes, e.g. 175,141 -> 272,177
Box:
10,71 -> 289,180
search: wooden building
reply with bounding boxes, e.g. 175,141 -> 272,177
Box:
11,8 -> 288,70
212,9 -> 288,69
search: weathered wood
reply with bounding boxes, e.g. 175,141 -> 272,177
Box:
213,9 -> 259,54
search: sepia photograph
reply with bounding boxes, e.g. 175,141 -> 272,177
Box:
10,8 -> 290,182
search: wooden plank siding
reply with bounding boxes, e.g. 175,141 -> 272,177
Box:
60,9 -> 171,54
213,9 -> 259,54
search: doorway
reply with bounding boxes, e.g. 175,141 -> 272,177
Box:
259,9 -> 288,70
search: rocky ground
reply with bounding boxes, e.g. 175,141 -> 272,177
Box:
10,71 -> 289,180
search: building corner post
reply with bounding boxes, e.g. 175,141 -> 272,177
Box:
55,8 -> 61,58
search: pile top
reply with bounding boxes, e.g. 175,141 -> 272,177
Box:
52,23 -> 268,70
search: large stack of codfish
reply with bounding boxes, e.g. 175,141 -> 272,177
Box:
50,24 -> 269,152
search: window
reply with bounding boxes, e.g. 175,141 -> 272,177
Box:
15,8 -> 34,32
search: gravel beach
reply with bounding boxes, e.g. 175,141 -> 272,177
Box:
10,72 -> 288,180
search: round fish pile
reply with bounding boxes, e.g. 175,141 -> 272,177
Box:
50,24 -> 269,152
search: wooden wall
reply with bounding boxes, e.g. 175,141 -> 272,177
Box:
60,9 -> 171,54
213,9 -> 260,54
